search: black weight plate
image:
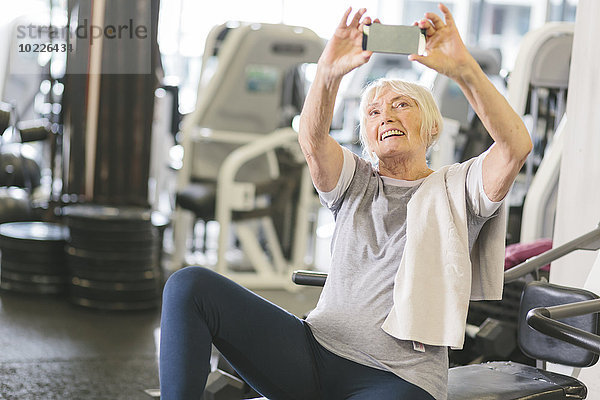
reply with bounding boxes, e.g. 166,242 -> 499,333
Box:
0,239 -> 66,254
0,277 -> 66,295
67,235 -> 157,253
66,254 -> 157,272
0,222 -> 67,241
70,276 -> 158,291
1,248 -> 67,265
68,226 -> 157,242
0,239 -> 66,258
63,205 -> 153,232
65,217 -> 154,233
69,296 -> 159,311
63,204 -> 153,222
65,245 -> 158,263
66,255 -> 157,273
1,259 -> 68,275
69,285 -> 159,302
68,265 -> 156,281
1,270 -> 66,284
0,222 -> 67,252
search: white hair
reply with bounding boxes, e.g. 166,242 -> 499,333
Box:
358,78 -> 443,163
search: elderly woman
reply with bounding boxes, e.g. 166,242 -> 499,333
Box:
159,4 -> 531,400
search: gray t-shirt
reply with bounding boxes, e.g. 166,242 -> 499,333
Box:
305,148 -> 502,400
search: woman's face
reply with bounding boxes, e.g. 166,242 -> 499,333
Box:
364,87 -> 426,162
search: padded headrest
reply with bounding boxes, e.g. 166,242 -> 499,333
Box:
530,32 -> 573,88
518,281 -> 599,367
190,23 -> 324,134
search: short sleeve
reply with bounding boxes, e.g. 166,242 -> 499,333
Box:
316,146 -> 357,210
466,151 -> 503,218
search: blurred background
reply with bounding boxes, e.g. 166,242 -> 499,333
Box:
0,0 -> 598,399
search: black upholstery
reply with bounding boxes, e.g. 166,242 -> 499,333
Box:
247,277 -> 599,400
285,272 -> 600,400
518,281 -> 599,367
175,165 -> 301,223
447,282 -> 599,400
176,149 -> 305,260
447,361 -> 586,400
175,181 -> 216,221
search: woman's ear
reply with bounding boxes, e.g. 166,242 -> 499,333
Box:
430,123 -> 440,139
431,121 -> 440,136
424,124 -> 439,148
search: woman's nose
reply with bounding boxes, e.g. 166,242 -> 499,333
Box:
380,113 -> 394,124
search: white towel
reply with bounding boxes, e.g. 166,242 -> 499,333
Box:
381,158 -> 506,349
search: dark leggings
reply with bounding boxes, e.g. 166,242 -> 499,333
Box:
159,266 -> 435,400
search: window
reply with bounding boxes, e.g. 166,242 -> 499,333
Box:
158,0 -> 579,113
158,0 -> 380,113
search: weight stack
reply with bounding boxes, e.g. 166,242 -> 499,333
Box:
0,222 -> 68,295
63,205 -> 164,311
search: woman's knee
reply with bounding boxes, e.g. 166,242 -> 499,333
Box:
162,266 -> 220,304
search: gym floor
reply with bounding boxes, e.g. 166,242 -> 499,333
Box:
0,264 -> 322,399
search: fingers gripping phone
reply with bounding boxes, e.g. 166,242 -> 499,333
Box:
362,23 -> 426,55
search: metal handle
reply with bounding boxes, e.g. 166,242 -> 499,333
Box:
526,299 -> 600,355
505,223 -> 600,282
292,270 -> 327,287
294,223 -> 600,287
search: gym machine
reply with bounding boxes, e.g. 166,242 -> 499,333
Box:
178,223 -> 600,400
505,22 -> 574,244
171,21 -> 324,289
293,222 -> 600,400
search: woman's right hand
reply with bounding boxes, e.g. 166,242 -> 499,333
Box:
317,8 -> 374,81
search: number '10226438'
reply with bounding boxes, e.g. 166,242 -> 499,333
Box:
18,43 -> 73,53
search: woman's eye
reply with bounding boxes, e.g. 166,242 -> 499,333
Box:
368,110 -> 379,116
394,102 -> 409,108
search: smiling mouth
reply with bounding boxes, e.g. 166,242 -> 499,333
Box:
380,129 -> 406,140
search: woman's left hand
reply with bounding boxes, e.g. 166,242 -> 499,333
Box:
408,3 -> 477,81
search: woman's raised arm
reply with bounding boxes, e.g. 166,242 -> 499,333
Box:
298,8 -> 373,192
410,3 -> 532,201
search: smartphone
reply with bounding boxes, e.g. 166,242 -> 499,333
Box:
362,23 -> 426,55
